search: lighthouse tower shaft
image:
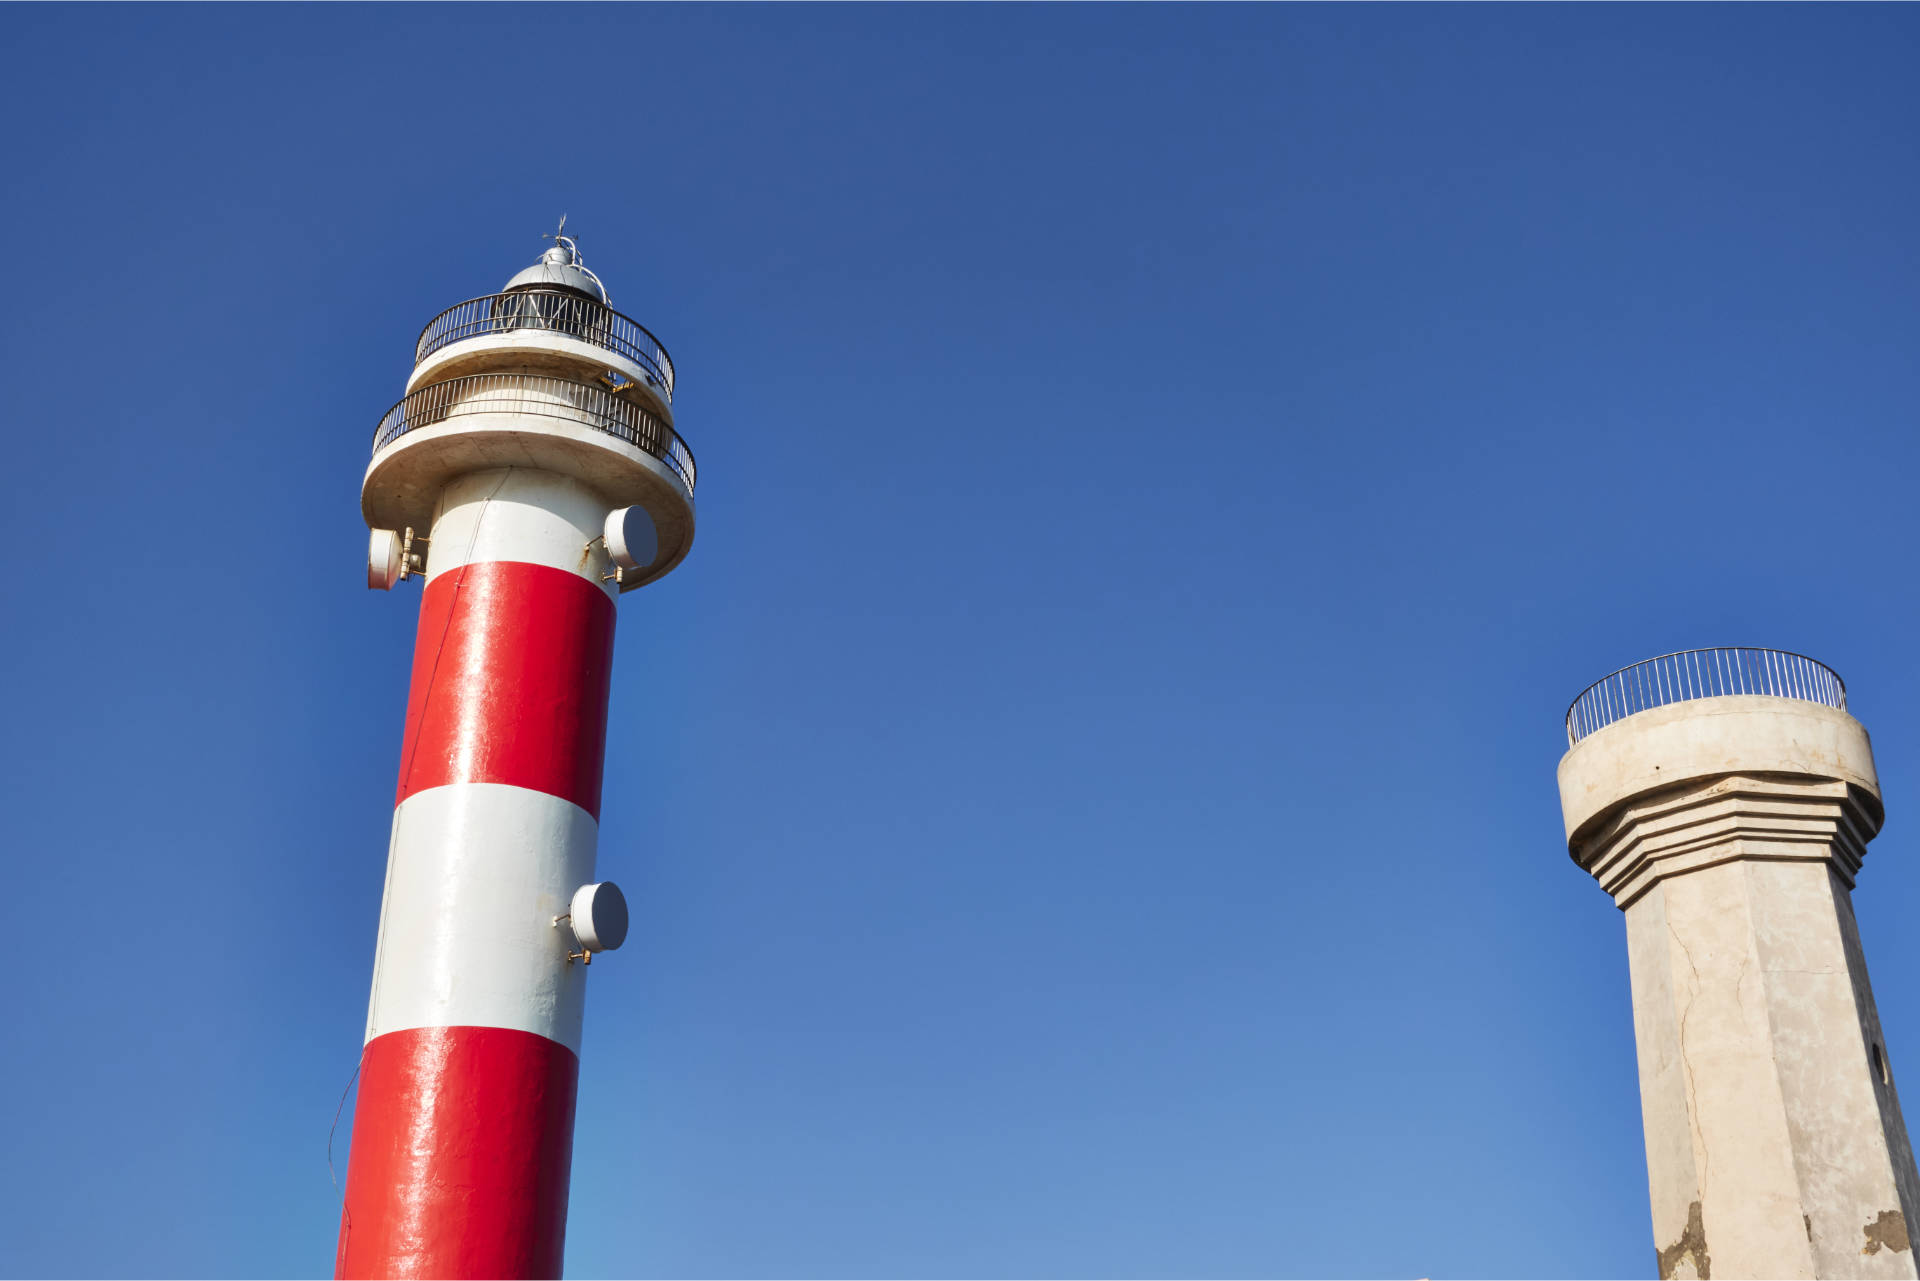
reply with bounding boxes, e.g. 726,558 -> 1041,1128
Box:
338,239 -> 693,1279
1559,657 -> 1920,1279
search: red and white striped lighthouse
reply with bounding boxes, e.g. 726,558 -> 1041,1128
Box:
339,232 -> 694,1279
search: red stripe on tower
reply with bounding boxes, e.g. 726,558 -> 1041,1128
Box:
336,1028 -> 578,1280
396,560 -> 616,818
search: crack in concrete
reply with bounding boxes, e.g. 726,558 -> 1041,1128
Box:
1669,915 -> 1710,1195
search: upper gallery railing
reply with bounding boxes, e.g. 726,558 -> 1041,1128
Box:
415,289 -> 676,403
1565,648 -> 1846,746
372,372 -> 696,494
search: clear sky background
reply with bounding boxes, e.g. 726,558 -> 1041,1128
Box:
2,5 -> 1917,1278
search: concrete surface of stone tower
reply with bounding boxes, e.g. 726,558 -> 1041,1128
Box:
1559,648 -> 1919,1279
338,229 -> 695,1279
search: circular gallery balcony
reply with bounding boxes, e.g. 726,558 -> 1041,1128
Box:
363,372 -> 697,586
1557,647 -> 1876,903
409,289 -> 677,414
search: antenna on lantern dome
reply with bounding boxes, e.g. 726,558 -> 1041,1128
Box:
494,213 -> 611,304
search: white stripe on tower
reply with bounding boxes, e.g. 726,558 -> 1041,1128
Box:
365,785 -> 598,1049
422,468 -> 623,598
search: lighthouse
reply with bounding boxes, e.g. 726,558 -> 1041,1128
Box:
338,231 -> 695,1279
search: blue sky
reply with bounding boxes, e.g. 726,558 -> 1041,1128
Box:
2,5 -> 1918,1277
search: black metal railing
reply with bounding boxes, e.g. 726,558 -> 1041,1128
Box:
1565,648 -> 1846,746
414,290 -> 676,402
372,373 -> 695,494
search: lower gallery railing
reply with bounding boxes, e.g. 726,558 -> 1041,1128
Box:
372,373 -> 696,495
